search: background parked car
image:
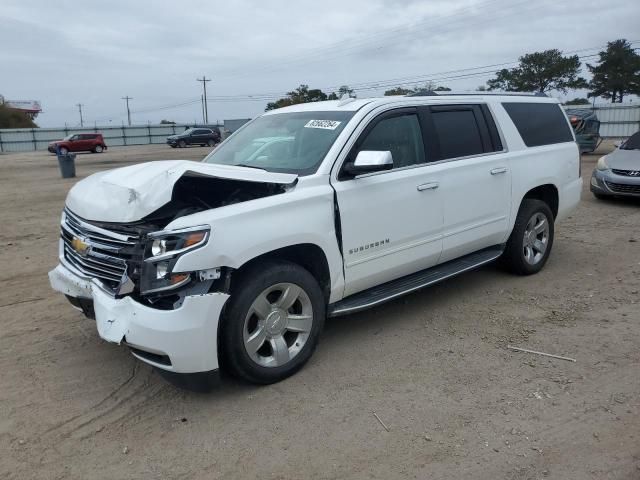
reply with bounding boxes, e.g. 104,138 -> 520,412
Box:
48,133 -> 107,154
591,130 -> 640,199
166,128 -> 221,148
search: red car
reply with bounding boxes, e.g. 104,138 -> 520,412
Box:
48,133 -> 107,154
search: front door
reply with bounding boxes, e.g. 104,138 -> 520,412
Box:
332,108 -> 444,297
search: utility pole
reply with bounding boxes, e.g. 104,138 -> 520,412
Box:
76,103 -> 84,127
121,96 -> 133,126
196,76 -> 211,124
201,94 -> 205,124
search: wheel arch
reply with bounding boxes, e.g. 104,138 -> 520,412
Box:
521,184 -> 559,219
231,243 -> 332,301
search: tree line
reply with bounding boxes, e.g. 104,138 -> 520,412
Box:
265,38 -> 640,111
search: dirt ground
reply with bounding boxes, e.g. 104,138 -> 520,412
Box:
0,143 -> 638,480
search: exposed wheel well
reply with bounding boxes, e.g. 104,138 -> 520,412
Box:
232,244 -> 331,300
523,184 -> 558,219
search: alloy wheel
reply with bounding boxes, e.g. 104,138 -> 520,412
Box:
243,283 -> 314,368
522,212 -> 549,265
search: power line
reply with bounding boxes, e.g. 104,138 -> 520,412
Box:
84,40 -> 639,123
121,96 -> 133,126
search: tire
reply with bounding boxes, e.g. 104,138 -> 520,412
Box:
59,147 -> 69,155
178,140 -> 187,148
501,199 -> 554,275
220,260 -> 325,384
170,144 -> 177,148
207,139 -> 215,147
94,145 -> 103,153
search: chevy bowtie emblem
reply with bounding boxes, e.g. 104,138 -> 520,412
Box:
71,236 -> 91,257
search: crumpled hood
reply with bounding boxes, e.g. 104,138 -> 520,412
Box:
65,160 -> 297,223
607,149 -> 640,170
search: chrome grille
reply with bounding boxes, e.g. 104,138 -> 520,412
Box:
605,181 -> 640,195
61,210 -> 139,290
612,169 -> 640,177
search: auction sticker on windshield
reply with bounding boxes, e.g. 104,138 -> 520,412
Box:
304,120 -> 342,130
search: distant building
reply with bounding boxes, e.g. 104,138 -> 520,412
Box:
2,98 -> 42,120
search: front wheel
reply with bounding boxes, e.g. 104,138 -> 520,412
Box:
501,199 -> 554,275
59,147 -> 69,155
221,261 -> 325,384
178,140 -> 186,148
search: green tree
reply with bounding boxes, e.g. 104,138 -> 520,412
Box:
328,85 -> 357,100
384,87 -> 414,96
563,97 -> 590,105
587,39 -> 640,103
487,49 -> 587,93
434,86 -> 452,91
265,84 -> 329,111
0,97 -> 38,128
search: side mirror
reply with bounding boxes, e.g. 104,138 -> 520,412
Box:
343,151 -> 393,176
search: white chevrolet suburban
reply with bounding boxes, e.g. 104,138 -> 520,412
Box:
49,93 -> 582,387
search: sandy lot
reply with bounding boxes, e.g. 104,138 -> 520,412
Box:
0,144 -> 639,480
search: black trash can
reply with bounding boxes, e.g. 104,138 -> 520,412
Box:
57,153 -> 76,178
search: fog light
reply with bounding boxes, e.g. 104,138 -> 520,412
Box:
156,262 -> 169,279
590,176 -> 598,187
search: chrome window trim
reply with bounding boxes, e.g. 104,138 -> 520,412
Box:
332,102 -> 509,182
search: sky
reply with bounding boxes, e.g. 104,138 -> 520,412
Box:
2,0 -> 639,127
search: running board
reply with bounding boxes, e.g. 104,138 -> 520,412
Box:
328,246 -> 504,317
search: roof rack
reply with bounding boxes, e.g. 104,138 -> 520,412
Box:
407,90 -> 548,97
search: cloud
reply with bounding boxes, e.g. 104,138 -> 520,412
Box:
1,0 -> 637,126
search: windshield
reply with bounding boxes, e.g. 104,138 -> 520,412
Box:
203,111 -> 355,175
63,135 -> 74,141
181,128 -> 195,135
621,131 -> 640,150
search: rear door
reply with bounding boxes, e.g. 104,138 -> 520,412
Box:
423,104 -> 511,262
332,107 -> 444,296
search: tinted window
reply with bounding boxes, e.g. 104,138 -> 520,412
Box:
193,129 -> 209,135
356,113 -> 425,169
431,109 -> 484,160
622,131 -> 640,150
503,103 -> 573,147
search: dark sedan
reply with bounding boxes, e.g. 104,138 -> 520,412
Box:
167,128 -> 221,148
591,131 -> 640,199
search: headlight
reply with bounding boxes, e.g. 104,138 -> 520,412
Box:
596,156 -> 610,171
140,226 -> 210,295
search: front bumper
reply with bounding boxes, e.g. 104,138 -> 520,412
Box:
591,169 -> 640,197
49,263 -> 229,373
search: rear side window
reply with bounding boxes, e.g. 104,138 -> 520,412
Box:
502,103 -> 573,147
430,109 -> 485,160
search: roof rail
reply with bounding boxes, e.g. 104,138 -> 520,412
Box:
407,91 -> 548,97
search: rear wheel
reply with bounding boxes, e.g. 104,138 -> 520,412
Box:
94,145 -> 103,153
501,199 -> 554,275
207,139 -> 216,147
221,260 -> 325,384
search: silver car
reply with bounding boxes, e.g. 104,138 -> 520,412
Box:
591,131 -> 640,199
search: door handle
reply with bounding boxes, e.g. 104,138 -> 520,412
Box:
417,182 -> 439,191
490,167 -> 508,175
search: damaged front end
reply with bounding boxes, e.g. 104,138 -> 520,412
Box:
60,161 -> 297,311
